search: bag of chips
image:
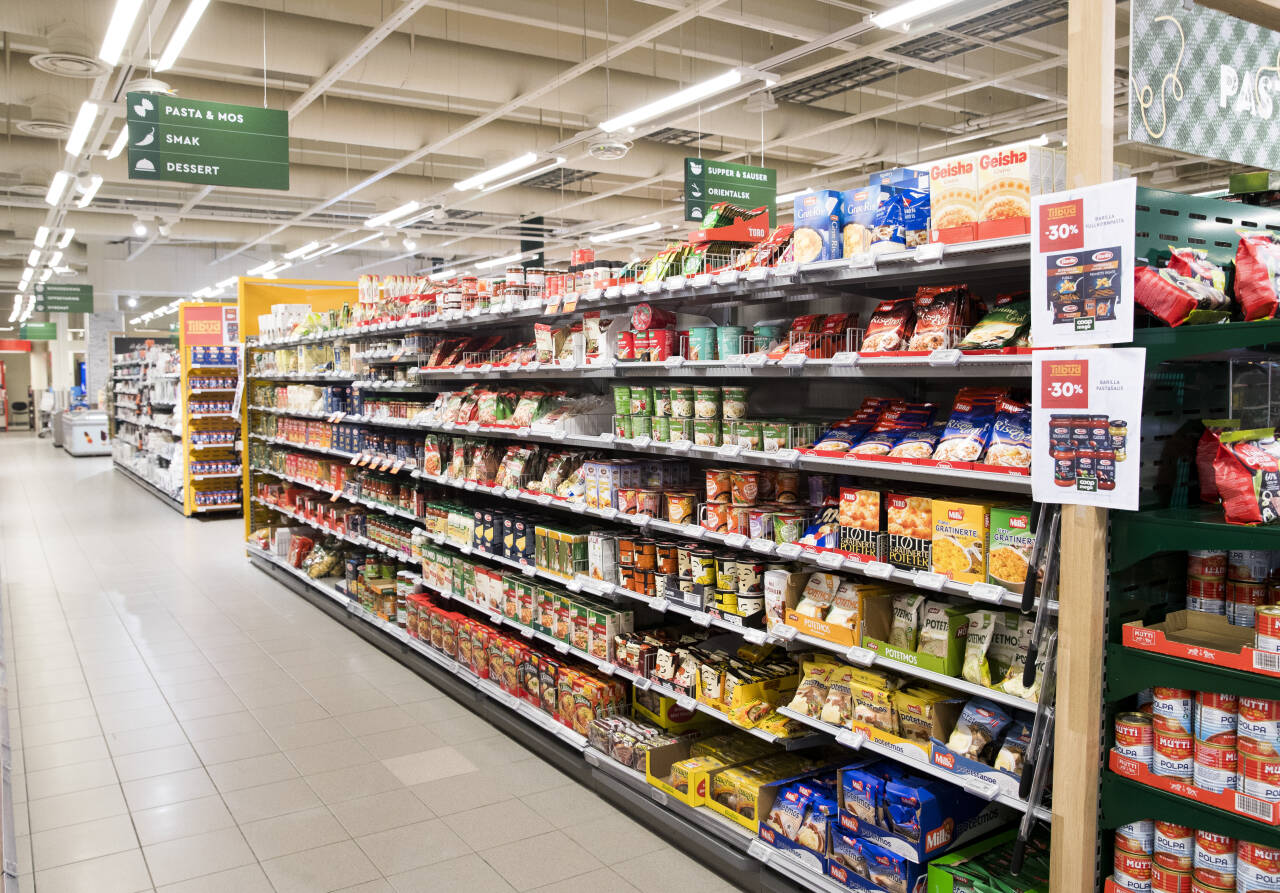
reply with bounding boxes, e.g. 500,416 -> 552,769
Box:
1214,429 -> 1280,525
1235,232 -> 1280,321
1168,246 -> 1228,292
787,656 -> 838,717
1197,419 -> 1242,503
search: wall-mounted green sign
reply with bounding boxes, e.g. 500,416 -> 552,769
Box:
33,283 -> 93,313
684,158 -> 777,227
127,92 -> 289,190
21,322 -> 57,341
1129,0 -> 1280,171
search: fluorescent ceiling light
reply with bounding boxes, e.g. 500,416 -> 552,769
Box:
270,261 -> 292,274
65,101 -> 98,156
215,276 -> 238,289
1195,188 -> 1229,197
127,297 -> 138,308
46,171 -> 71,206
19,268 -> 33,288
34,226 -> 50,248
475,251 -> 529,270
76,174 -> 103,208
600,69 -> 743,133
589,221 -> 662,243
868,0 -> 963,30
57,228 -> 75,248
99,0 -> 146,65
299,242 -> 335,260
321,233 -> 380,256
429,268 -> 457,280
107,127 -> 129,159
481,157 -> 567,193
402,236 -> 418,252
777,188 -> 815,204
192,287 -> 210,298
132,218 -> 148,237
283,241 -> 321,260
39,269 -> 53,283
262,270 -> 279,279
156,0 -> 211,71
454,152 -> 539,191
27,249 -> 40,267
246,260 -> 277,276
365,201 -> 422,229
48,252 -> 63,268
7,308 -> 18,324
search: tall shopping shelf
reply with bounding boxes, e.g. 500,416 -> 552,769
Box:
1098,192 -> 1280,879
110,342 -> 184,510
178,302 -> 243,516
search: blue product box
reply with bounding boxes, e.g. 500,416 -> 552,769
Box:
870,167 -> 930,190
829,832 -> 927,893
928,738 -> 1024,798
792,189 -> 846,263
840,185 -> 891,256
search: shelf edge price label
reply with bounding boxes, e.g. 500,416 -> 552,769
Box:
961,775 -> 1002,801
846,645 -> 876,667
676,695 -> 697,712
836,729 -> 867,749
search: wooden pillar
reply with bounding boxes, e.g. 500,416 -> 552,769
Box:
1050,1 -> 1115,889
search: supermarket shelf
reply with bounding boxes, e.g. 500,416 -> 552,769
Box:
250,547 -> 348,607
1133,317 -> 1280,366
775,706 -> 1050,820
190,471 -> 242,480
112,462 -> 184,514
1104,642 -> 1280,701
188,413 -> 238,420
247,371 -> 357,383
190,442 -> 239,451
251,237 -> 1032,349
188,387 -> 237,394
189,362 -> 238,369
250,466 -> 421,523
192,503 -> 242,513
249,497 -> 416,562
1110,505 -> 1280,569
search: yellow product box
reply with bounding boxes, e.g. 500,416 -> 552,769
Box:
706,753 -> 833,831
930,499 -> 992,584
720,668 -> 800,714
631,687 -> 714,734
783,577 -> 890,648
644,735 -> 771,807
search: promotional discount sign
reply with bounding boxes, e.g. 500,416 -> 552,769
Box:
1030,178 -> 1137,347
1031,347 -> 1146,510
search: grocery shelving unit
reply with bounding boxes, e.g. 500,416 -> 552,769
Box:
110,343 -> 184,511
177,302 -> 243,517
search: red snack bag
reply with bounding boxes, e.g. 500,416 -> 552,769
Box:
1213,430 -> 1280,524
1235,233 -> 1280,321
1133,266 -> 1199,326
1167,246 -> 1227,292
1198,419 -> 1242,503
288,535 -> 315,568
861,299 -> 915,352
908,287 -> 967,351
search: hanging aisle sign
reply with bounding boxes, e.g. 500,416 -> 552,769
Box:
1029,178 -> 1137,348
1032,348 -> 1146,511
33,283 -> 93,313
1129,0 -> 1280,171
127,92 -> 289,190
684,158 -> 777,226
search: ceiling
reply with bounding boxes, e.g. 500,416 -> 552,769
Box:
0,0 -> 1259,314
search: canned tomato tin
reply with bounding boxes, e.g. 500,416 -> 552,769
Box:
1153,729 -> 1194,779
690,550 -> 716,586
1229,550 -> 1273,583
617,488 -> 638,515
1227,579 -> 1267,627
1115,712 -> 1154,764
652,417 -> 671,442
1194,691 -> 1238,744
612,385 -> 632,416
1151,862 -> 1191,893
730,470 -> 759,506
693,420 -> 720,446
1186,576 -> 1226,614
655,543 -> 679,576
714,554 -> 737,591
736,560 -> 764,595
1114,849 -> 1153,891
634,539 -> 657,572
1193,831 -> 1236,888
665,492 -> 695,526
1237,840 -> 1280,891
615,415 -> 634,439
1256,606 -> 1280,653
630,385 -> 654,416
637,489 -> 662,517
1192,739 -> 1238,792
722,386 -> 749,420
1189,880 -> 1232,893
775,512 -> 806,544
1116,820 -> 1155,855
1154,687 -> 1194,732
706,469 -> 731,504
1154,714 -> 1191,735
1237,697 -> 1280,750
1155,822 -> 1194,868
703,503 -> 731,533
670,387 -> 694,419
775,471 -> 801,504
1239,752 -> 1280,801
631,415 -> 652,438
1188,550 -> 1228,578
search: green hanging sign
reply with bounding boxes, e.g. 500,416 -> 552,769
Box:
21,322 -> 57,341
684,158 -> 777,227
1129,0 -> 1280,171
33,283 -> 93,313
126,92 -> 289,190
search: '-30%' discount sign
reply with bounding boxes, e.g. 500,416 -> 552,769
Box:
1031,347 -> 1146,510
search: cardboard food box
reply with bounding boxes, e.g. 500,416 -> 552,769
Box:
793,190 -> 846,263
987,506 -> 1034,594
784,577 -> 888,648
840,185 -> 889,258
644,735 -> 772,807
886,492 -> 932,572
829,831 -> 927,893
632,687 -> 713,734
838,487 -> 886,560
928,154 -> 979,243
861,595 -> 973,677
926,829 -> 1049,893
931,499 -> 992,584
1123,611 -> 1280,677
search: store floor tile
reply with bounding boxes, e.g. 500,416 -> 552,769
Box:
0,436 -> 736,892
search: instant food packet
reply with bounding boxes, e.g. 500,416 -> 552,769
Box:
918,600 -> 957,660
996,619 -> 1050,701
1235,231 -> 1280,321
1214,428 -> 1280,524
1168,245 -> 1228,292
795,573 -> 840,618
932,395 -> 999,462
983,399 -> 1032,468
987,611 -> 1023,683
1134,265 -> 1230,326
961,611 -> 998,686
959,301 -> 1030,350
945,697 -> 1011,762
861,299 -> 915,352
820,665 -> 856,727
889,593 -> 925,651
852,671 -> 899,734
907,287 -> 967,351
787,655 -> 839,717
994,720 -> 1031,777
1197,418 -> 1242,503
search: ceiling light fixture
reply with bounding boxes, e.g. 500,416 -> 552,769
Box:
46,171 -> 72,206
246,259 -> 277,276
475,251 -> 530,270
365,201 -> 423,229
106,127 -> 129,159
34,226 -> 51,248
76,174 -> 103,207
600,69 -> 743,133
132,218 -> 149,237
589,221 -> 662,243
19,268 -> 33,288
319,233 -> 380,257
428,268 -> 458,280
39,269 -> 53,283
49,252 -> 63,268
481,157 -> 567,193
64,101 -> 99,156
127,296 -> 138,308
776,187 -> 815,204
215,276 -> 238,289
57,228 -> 75,248
282,241 -> 321,260
99,0 -> 146,65
868,0 -> 963,30
155,0 -> 211,71
402,236 -> 418,252
454,152 -> 539,191
27,249 -> 41,267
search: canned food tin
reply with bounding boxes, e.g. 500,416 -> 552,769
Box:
1115,712 -> 1154,764
761,421 -> 790,453
736,560 -> 764,595
1153,729 -> 1194,779
615,415 -> 634,439
631,415 -> 652,438
1188,550 -> 1228,578
665,493 -> 695,526
653,386 -> 671,418
1154,687 -> 1194,733
775,512 -> 806,544
1192,739 -> 1238,793
670,387 -> 694,420
1186,575 -> 1226,614
714,554 -> 737,591
1154,714 -> 1192,736
1155,822 -> 1194,868
715,589 -> 739,613
706,469 -> 732,504
730,470 -> 759,506
775,471 -> 801,504
1116,821 -> 1155,855
693,420 -> 720,446
734,420 -> 763,450
694,385 -> 721,419
653,573 -> 676,598
1257,606 -> 1280,653
652,417 -> 671,442
686,326 -> 716,361
703,503 -> 731,533
1194,691 -> 1238,744
617,537 -> 636,567
1237,697 -> 1280,750
637,489 -> 662,517
632,303 -> 676,331
1239,752 -> 1280,801
717,326 -> 747,359
612,385 -> 632,416
655,543 -> 679,576
1114,849 -> 1153,891
1193,831 -> 1236,889
1227,579 -> 1267,627
1229,550 -> 1273,583
1189,880 -> 1232,893
617,488 -> 638,515
1151,862 -> 1192,892
722,386 -> 749,420
634,539 -> 657,572
1235,841 -> 1280,893
690,550 -> 716,586
630,385 -> 654,416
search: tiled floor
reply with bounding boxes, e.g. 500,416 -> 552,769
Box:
0,434 -> 740,892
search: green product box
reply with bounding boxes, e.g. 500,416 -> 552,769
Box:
537,586 -> 558,634
1230,170 -> 1280,195
927,829 -> 1050,893
861,593 -> 973,676
555,593 -> 574,642
987,505 -> 1035,595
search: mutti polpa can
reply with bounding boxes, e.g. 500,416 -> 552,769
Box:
1194,691 -> 1237,745
1151,862 -> 1191,892
1153,728 -> 1194,780
1188,550 -> 1228,578
1227,579 -> 1267,627
1237,696 -> 1280,753
1236,840 -> 1280,892
1193,831 -> 1236,889
1192,738 -> 1238,793
1116,820 -> 1155,855
1228,549 -> 1273,583
1154,687 -> 1194,736
1256,605 -> 1280,653
1115,712 -> 1154,765
1154,821 -> 1194,870
1114,848 -> 1153,891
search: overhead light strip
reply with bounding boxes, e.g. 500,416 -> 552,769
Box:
45,171 -> 72,206
156,0 -> 211,71
76,174 -> 103,208
99,0 -> 146,65
106,127 -> 129,160
454,152 -> 539,191
283,241 -> 321,260
365,201 -> 423,229
57,229 -> 75,249
868,0 -> 963,31
64,102 -> 99,157
599,69 -> 743,133
589,221 -> 662,243
475,251 -> 532,270
34,227 -> 50,248
480,157 -> 567,193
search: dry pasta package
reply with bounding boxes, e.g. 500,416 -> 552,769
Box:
837,487 -> 885,559
931,499 -> 992,584
987,506 -> 1035,593
885,492 -> 932,572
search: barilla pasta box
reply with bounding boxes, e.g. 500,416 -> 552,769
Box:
987,506 -> 1035,595
929,153 -> 979,242
930,500 -> 991,584
792,190 -> 846,264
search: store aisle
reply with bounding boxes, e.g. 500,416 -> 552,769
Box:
0,434 -> 736,893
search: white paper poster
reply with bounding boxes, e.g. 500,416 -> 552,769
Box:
1030,177 -> 1137,347
1031,347 -> 1146,510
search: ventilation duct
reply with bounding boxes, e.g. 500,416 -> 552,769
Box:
29,24 -> 112,78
